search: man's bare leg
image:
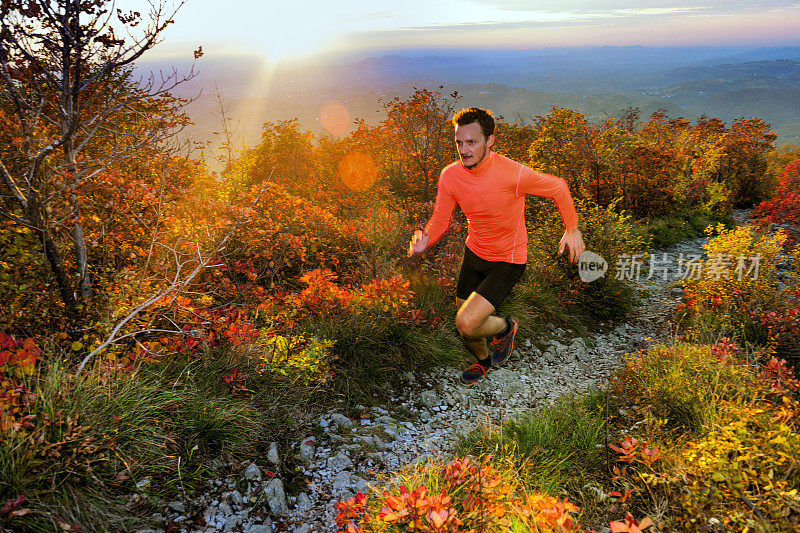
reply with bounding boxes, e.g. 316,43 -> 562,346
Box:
455,293 -> 507,360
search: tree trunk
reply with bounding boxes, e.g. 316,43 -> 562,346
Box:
72,221 -> 91,299
33,213 -> 79,320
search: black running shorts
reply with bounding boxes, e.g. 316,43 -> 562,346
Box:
456,246 -> 526,310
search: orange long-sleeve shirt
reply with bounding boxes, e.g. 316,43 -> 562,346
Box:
424,151 -> 579,264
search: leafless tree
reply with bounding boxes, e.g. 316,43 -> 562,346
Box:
0,0 -> 197,320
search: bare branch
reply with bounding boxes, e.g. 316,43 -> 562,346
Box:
76,257 -> 191,376
74,172 -> 272,376
0,208 -> 37,230
0,159 -> 27,209
79,1 -> 187,92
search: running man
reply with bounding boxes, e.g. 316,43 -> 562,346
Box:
407,107 -> 585,385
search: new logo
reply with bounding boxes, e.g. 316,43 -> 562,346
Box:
578,251 -> 608,282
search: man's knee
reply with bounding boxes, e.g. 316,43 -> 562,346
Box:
455,310 -> 482,338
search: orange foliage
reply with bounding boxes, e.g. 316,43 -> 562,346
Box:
336,456 -> 588,533
755,160 -> 800,227
0,334 -> 40,432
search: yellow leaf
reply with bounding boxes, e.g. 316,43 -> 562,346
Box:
71,341 -> 84,351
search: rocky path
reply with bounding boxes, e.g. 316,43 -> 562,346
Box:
150,233 -> 716,533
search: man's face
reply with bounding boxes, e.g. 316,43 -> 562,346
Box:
455,121 -> 494,169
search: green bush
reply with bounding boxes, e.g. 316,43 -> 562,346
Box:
528,198 -> 648,320
457,392 -> 606,496
0,356 -> 267,531
612,343 -> 756,432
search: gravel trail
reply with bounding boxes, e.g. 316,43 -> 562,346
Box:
150,232 -> 719,533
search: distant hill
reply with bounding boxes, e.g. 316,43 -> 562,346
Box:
137,45 -> 800,165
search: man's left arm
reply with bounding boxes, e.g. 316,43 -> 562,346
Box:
516,166 -> 585,262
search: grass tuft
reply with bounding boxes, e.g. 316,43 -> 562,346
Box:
457,392 -> 606,496
612,343 -> 757,433
0,354 -> 270,531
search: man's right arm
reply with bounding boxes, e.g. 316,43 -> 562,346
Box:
407,173 -> 456,256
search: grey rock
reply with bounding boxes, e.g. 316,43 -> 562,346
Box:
230,490 -> 243,506
167,501 -> 185,513
419,389 -> 440,409
349,474 -> 369,493
223,515 -> 242,532
296,492 -> 312,511
382,424 -> 400,440
135,476 -> 152,491
329,413 -> 354,429
294,525 -> 312,533
244,462 -> 262,481
299,437 -> 316,460
356,434 -> 375,446
264,478 -> 289,514
267,442 -> 280,465
332,471 -> 352,493
247,525 -> 273,533
327,451 -> 353,471
218,502 -> 232,515
208,458 -> 226,470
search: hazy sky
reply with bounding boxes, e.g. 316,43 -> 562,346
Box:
138,0 -> 800,61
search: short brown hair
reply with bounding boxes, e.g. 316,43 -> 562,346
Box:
452,107 -> 495,138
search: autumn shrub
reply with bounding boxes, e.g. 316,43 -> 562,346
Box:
0,342 -> 279,531
754,160 -> 800,227
336,455 -> 590,533
0,334 -> 41,433
457,393 -> 606,498
676,223 -> 795,342
216,181 -> 374,289
528,198 -> 648,321
658,400 -> 800,531
753,299 -> 800,361
612,342 -> 756,432
612,348 -> 800,531
0,222 -> 62,333
272,269 -> 462,398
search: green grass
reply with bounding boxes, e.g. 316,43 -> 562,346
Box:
0,353 -> 271,531
612,343 -> 757,433
634,210 -> 730,249
457,392 -> 607,496
502,267 -> 590,341
309,307 -> 464,405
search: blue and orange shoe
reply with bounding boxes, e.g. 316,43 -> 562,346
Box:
459,362 -> 491,386
490,317 -> 519,367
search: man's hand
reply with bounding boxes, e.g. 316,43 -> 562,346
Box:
407,229 -> 430,257
558,228 -> 585,263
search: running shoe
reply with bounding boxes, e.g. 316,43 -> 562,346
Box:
459,363 -> 490,386
490,317 -> 519,366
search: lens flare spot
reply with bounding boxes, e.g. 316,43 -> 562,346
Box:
339,152 -> 377,192
319,101 -> 352,137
